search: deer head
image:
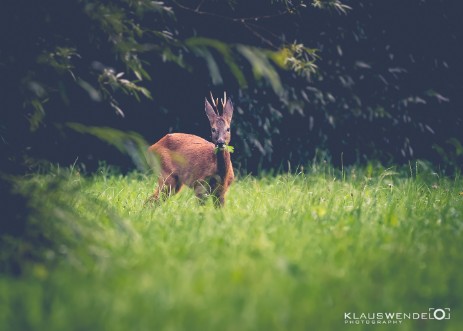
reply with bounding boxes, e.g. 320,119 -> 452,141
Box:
205,92 -> 234,150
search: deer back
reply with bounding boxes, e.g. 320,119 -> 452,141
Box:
149,133 -> 232,186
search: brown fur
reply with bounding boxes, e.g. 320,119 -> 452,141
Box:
147,95 -> 234,207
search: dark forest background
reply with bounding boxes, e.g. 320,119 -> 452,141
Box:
1,0 -> 462,177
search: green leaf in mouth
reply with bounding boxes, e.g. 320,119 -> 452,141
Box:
214,145 -> 234,154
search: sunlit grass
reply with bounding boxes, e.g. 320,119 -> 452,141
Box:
1,163 -> 462,331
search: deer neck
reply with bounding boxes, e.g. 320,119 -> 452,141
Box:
216,150 -> 232,177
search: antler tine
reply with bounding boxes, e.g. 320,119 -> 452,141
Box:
209,91 -> 216,107
221,91 -> 227,109
209,91 -> 219,115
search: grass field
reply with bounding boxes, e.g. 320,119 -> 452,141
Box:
1,163 -> 463,331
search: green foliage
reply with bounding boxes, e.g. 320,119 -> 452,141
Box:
1,0 -> 341,174
3,0 -> 326,123
312,0 -> 351,13
82,0 -> 173,80
279,44 -> 319,78
433,138 -> 463,171
214,144 -> 234,154
185,38 -> 319,94
37,47 -> 79,75
66,123 -> 158,171
1,0 -> 461,175
1,164 -> 462,330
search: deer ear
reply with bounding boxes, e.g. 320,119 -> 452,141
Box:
205,98 -> 216,125
222,99 -> 234,123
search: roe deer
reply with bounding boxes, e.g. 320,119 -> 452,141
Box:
148,92 -> 234,207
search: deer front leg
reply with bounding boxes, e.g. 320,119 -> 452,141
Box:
213,194 -> 225,207
211,183 -> 228,208
213,171 -> 233,207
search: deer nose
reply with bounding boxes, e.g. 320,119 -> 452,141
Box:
216,140 -> 225,148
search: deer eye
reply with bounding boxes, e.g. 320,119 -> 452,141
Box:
226,128 -> 230,132
212,128 -> 216,133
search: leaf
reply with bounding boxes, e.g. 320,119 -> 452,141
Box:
139,87 -> 152,99
312,0 -> 351,14
77,79 -> 102,102
110,102 -> 125,117
66,122 -> 158,171
190,47 -> 223,85
29,99 -> 46,131
214,145 -> 234,154
447,138 -> 463,156
237,46 -> 283,94
186,37 -> 247,87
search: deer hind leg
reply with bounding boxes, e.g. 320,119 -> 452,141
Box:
146,172 -> 182,205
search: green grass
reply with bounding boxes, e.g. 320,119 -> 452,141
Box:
1,163 -> 463,331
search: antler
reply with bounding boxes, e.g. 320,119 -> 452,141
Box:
209,91 -> 228,115
209,91 -> 219,115
221,91 -> 227,109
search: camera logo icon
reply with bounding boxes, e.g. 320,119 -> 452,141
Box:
429,308 -> 451,320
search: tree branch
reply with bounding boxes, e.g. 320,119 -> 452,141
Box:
242,23 -> 277,49
170,0 -> 304,23
195,0 -> 206,12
